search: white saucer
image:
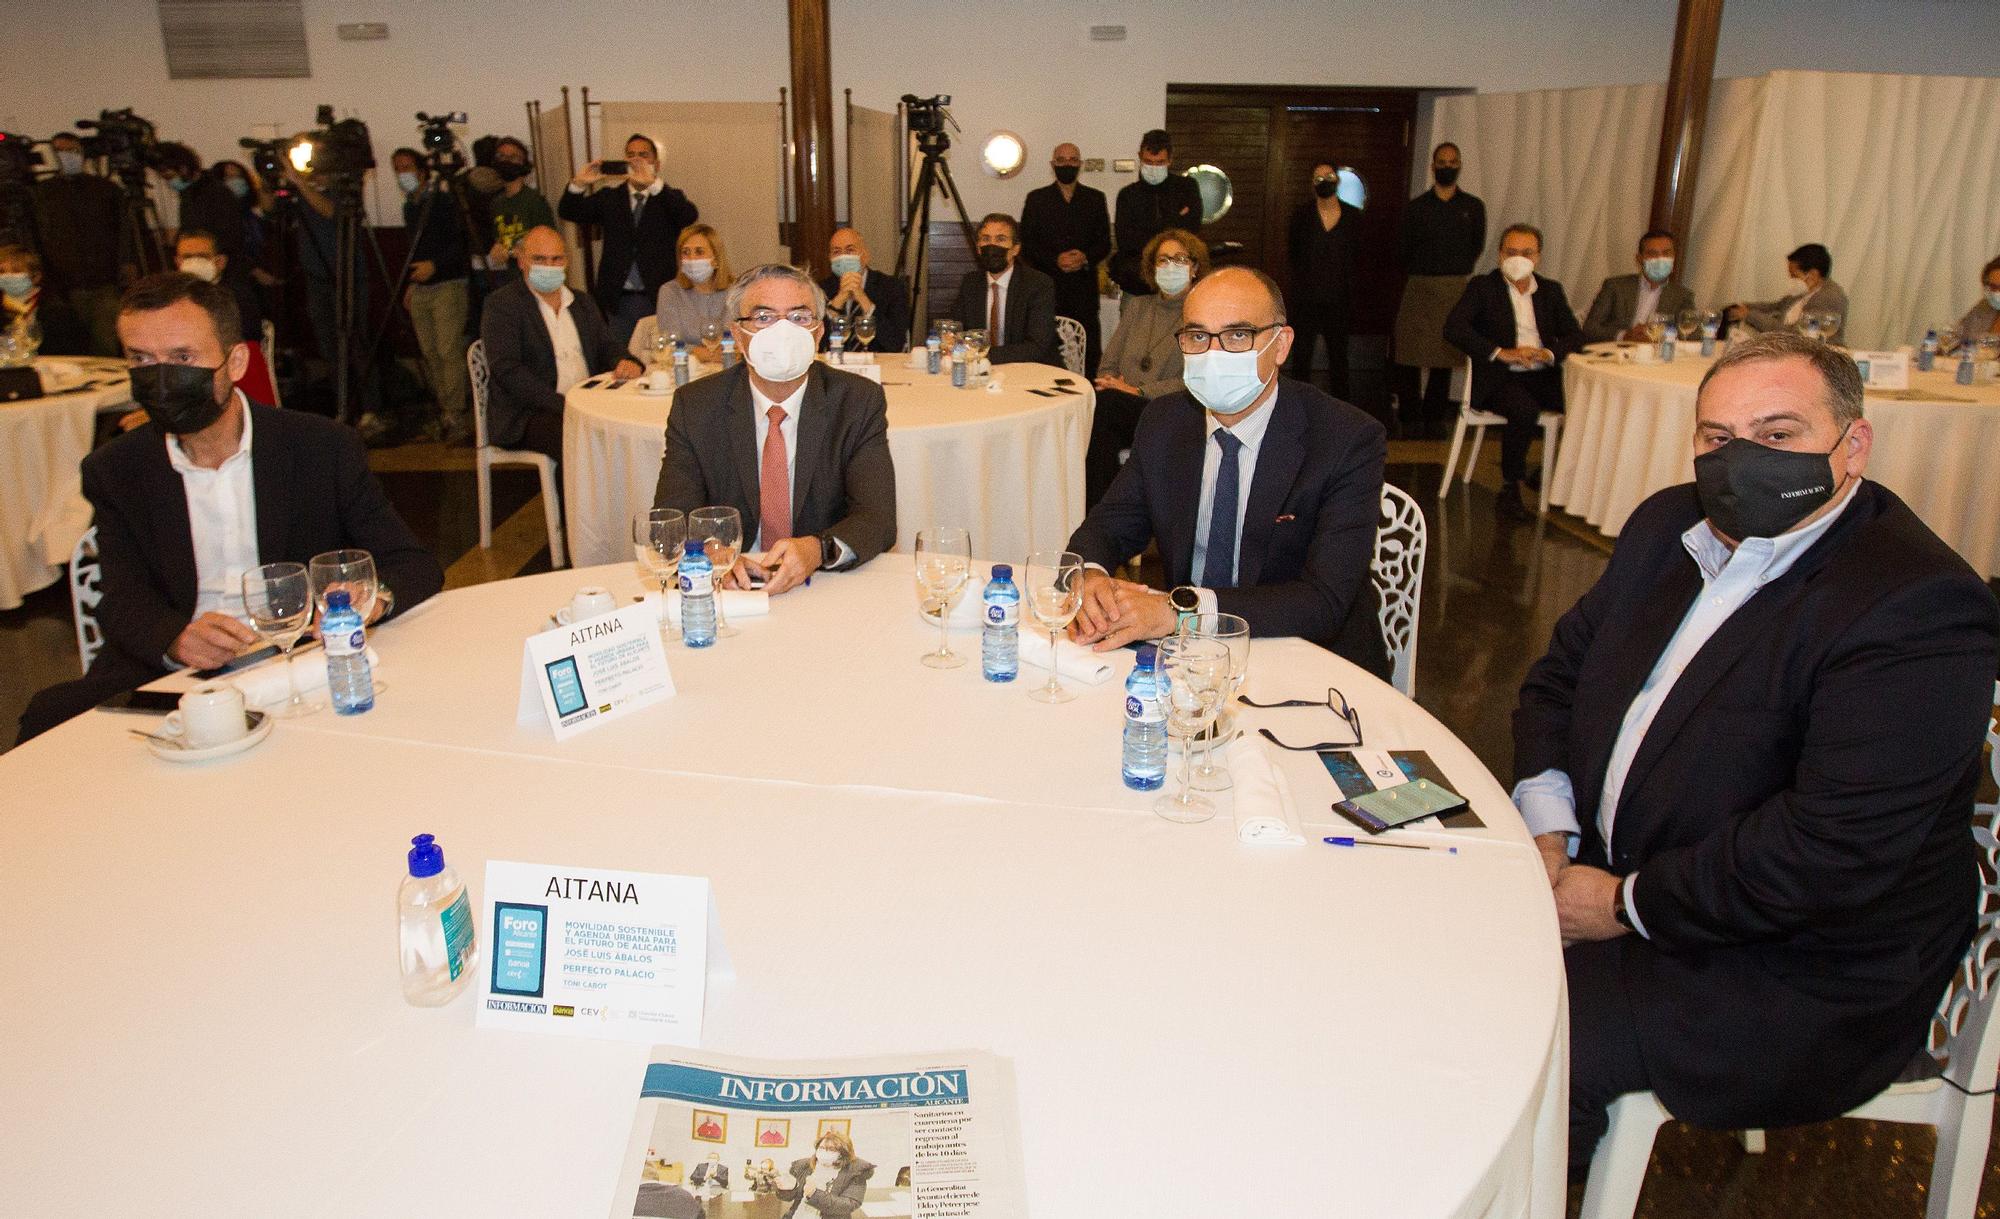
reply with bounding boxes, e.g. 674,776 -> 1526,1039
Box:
635,384 -> 674,397
146,709 -> 273,763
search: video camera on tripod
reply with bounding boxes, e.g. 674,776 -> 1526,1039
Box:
0,131 -> 40,248
292,104 -> 376,202
414,111 -> 468,175
900,94 -> 960,150
75,108 -> 164,191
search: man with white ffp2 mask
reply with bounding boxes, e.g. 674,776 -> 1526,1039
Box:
653,264 -> 897,594
1064,267 -> 1391,678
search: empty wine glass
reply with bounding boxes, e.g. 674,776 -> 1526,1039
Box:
633,508 -> 686,639
1022,549 -> 1084,704
242,561 -> 318,717
1179,612 -> 1250,792
914,527 -> 972,668
1676,308 -> 1701,342
1154,634 -> 1231,823
1644,314 -> 1667,346
689,506 -> 743,638
650,329 -> 672,370
1815,311 -> 1842,344
962,328 -> 991,377
854,313 -> 878,351
700,321 -> 721,348
936,319 -> 963,361
308,549 -> 377,621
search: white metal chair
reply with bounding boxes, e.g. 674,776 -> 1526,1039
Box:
468,339 -> 567,568
69,525 -> 103,674
260,319 -> 281,408
1580,683 -> 2000,1219
1437,356 -> 1562,515
1371,485 -> 1427,698
1055,315 -> 1086,375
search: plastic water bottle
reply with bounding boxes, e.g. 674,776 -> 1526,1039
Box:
1700,318 -> 1719,358
951,341 -> 968,388
926,331 -> 941,375
980,564 -> 1019,682
720,332 -> 738,368
1122,644 -> 1167,791
1660,330 -> 1676,363
323,589 -> 374,714
398,833 -> 477,1006
1918,329 -> 1938,372
673,336 -> 690,386
679,539 -> 716,647
829,318 -> 847,358
1957,345 -> 1976,386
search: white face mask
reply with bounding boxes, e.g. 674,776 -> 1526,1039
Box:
682,258 -> 714,285
178,257 -> 220,284
746,318 -> 818,382
815,1148 -> 839,1167
1182,332 -> 1275,416
1500,255 -> 1535,284
55,150 -> 85,176
1139,163 -> 1169,186
1790,275 -> 1811,294
1153,263 -> 1191,296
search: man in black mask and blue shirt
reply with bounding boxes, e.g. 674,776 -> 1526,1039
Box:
1513,330 -> 2000,1181
17,273 -> 442,742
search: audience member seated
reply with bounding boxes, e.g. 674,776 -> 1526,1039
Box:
820,226 -> 911,354
1728,242 -> 1848,339
687,1152 -> 728,1189
1444,222 -> 1585,518
1513,329 -> 2000,1179
481,226 -> 639,464
174,230 -> 276,405
1085,227 -> 1207,507
1110,128 -> 1203,298
951,212 -> 1057,366
18,273 -> 443,743
1954,254 -> 2000,348
1581,228 -> 1696,344
653,264 -> 897,594
0,243 -> 90,356
628,222 -> 733,364
1066,267 -> 1388,676
559,133 -> 700,347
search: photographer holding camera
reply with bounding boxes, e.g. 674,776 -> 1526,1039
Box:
31,131 -> 130,354
391,146 -> 472,444
559,133 -> 699,347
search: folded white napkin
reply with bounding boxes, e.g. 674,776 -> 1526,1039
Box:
918,588 -> 984,628
226,647 -> 381,709
1227,737 -> 1306,845
1017,630 -> 1119,686
640,590 -> 771,623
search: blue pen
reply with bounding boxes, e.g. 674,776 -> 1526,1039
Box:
1322,836 -> 1455,854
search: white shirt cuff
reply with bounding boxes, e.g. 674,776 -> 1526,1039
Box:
829,536 -> 855,568
1193,587 -> 1218,618
1511,768 -> 1580,853
565,183 -> 585,194
1621,872 -> 1650,939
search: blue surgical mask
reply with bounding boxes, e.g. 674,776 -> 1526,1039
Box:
527,265 -> 567,293
830,254 -> 862,278
396,171 -> 420,194
1182,333 -> 1275,416
225,176 -> 250,199
55,151 -> 84,176
1987,289 -> 2000,312
168,176 -> 192,193
1642,257 -> 1674,284
1139,163 -> 1169,186
1153,263 -> 1190,296
0,273 -> 32,300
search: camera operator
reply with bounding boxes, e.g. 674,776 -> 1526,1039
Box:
484,137 -> 553,270
391,147 -> 472,444
559,134 -> 699,347
31,131 -> 129,354
282,155 -> 384,424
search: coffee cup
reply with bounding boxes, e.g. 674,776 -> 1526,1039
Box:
562,586 -> 618,624
646,368 -> 670,392
165,683 -> 248,749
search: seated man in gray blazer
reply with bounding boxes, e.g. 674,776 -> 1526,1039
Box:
479,225 -> 639,462
952,212 -> 1059,365
1581,228 -> 1697,344
654,263 -> 897,594
1729,242 -> 1850,340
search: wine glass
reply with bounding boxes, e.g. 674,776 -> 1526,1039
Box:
962,328 -> 991,377
1676,308 -> 1700,342
1644,314 -> 1667,346
1179,612 -> 1250,792
1815,311 -> 1842,345
914,527 -> 972,668
632,508 -> 686,639
854,313 -> 878,352
936,319 -> 963,362
242,562 -> 318,717
689,506 -> 743,638
15,313 -> 41,361
1154,634 -> 1231,823
1022,549 -> 1084,704
308,549 -> 377,621
649,329 -> 672,371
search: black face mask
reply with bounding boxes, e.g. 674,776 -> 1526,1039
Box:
1693,427 -> 1850,541
1434,166 -> 1460,187
976,244 -> 1010,274
1313,178 -> 1338,199
1052,164 -> 1079,185
494,161 -> 532,182
134,362 -> 229,436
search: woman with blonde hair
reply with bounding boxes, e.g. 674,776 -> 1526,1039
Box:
776,1128 -> 873,1217
632,223 -> 733,364
1086,226 -> 1208,505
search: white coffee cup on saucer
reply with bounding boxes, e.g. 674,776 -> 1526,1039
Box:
559,586 -> 618,624
645,368 -> 670,392
165,683 -> 248,749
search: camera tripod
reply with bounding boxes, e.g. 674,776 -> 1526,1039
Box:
892,126 -> 977,335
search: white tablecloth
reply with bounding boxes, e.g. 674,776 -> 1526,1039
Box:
1553,348 -> 2000,577
0,555 -> 1565,1218
0,358 -> 132,610
563,358 -> 1094,569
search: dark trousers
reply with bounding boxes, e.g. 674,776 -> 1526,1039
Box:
1051,271 -> 1101,377
1393,363 -> 1458,427
1485,367 -> 1564,483
19,652 -> 164,745
519,409 -> 565,465
1567,938 -> 1653,1172
607,290 -> 652,350
1287,301 -> 1350,400
1085,388 -> 1148,508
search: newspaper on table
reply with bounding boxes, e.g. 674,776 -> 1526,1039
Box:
608,1046 -> 1026,1219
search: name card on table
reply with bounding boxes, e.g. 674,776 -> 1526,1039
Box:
478,860 -> 732,1045
823,353 -> 883,382
1851,350 -> 1910,390
516,603 -> 675,740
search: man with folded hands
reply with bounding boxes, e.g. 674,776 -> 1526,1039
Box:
17,272 -> 442,743
1064,266 -> 1387,677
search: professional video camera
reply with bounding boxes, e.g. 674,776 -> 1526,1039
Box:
295,104 -> 375,199
0,131 -> 40,248
237,136 -> 291,198
75,107 -> 163,188
414,110 -> 468,175
900,94 -> 959,147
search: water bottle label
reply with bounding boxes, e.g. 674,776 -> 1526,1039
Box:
325,626 -> 365,656
1125,694 -> 1163,723
438,888 -> 474,982
680,568 -> 713,596
984,600 -> 1019,627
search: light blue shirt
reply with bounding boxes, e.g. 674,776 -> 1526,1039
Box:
1513,479 -> 1860,937
1189,394 -> 1276,590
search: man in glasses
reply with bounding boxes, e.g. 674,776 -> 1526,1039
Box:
1064,266 -> 1388,677
653,264 -> 896,594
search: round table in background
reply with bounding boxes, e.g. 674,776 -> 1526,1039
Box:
563,358 -> 1094,569
1554,348 -> 2000,578
0,357 -> 132,610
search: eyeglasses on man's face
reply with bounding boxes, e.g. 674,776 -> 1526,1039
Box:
736,306 -> 820,330
1175,323 -> 1282,355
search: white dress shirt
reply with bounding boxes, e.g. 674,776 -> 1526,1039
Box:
748,376 -> 855,565
534,285 -> 591,395
1502,275 -> 1550,371
1630,277 -> 1666,330
1513,479 -> 1861,937
166,390 -> 260,624
983,264 -> 1015,347
1189,394 -> 1278,598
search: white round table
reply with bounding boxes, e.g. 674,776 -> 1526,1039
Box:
1553,347 -> 2000,578
0,357 -> 132,610
0,556 -> 1565,1218
563,358 -> 1094,569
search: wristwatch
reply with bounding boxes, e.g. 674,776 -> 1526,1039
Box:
817,532 -> 843,571
1168,585 -> 1201,632
1612,883 -> 1635,932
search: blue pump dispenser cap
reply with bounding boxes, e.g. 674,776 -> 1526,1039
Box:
407,833 -> 444,878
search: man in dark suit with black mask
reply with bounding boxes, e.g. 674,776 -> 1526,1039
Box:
951,213 -> 1057,366
1020,143 -> 1111,373
558,133 -> 699,347
1515,330 -> 2000,1180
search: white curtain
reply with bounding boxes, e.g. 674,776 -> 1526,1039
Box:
598,101 -> 787,272
1431,70 -> 2000,350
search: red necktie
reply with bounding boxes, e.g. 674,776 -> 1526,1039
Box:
760,405 -> 791,547
988,280 -> 1002,346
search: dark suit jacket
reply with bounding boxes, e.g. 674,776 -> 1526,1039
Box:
1581,272 -> 1697,344
1111,175 -> 1204,296
687,1162 -> 728,1188
1444,269 -> 1586,410
1020,181 -> 1111,315
653,363 -> 897,565
80,403 -> 444,675
778,1156 -> 873,1218
556,180 -> 699,310
1515,480 -> 1999,1129
1067,377 -> 1390,676
818,267 -> 911,353
479,278 -> 625,449
952,262 -> 1058,365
